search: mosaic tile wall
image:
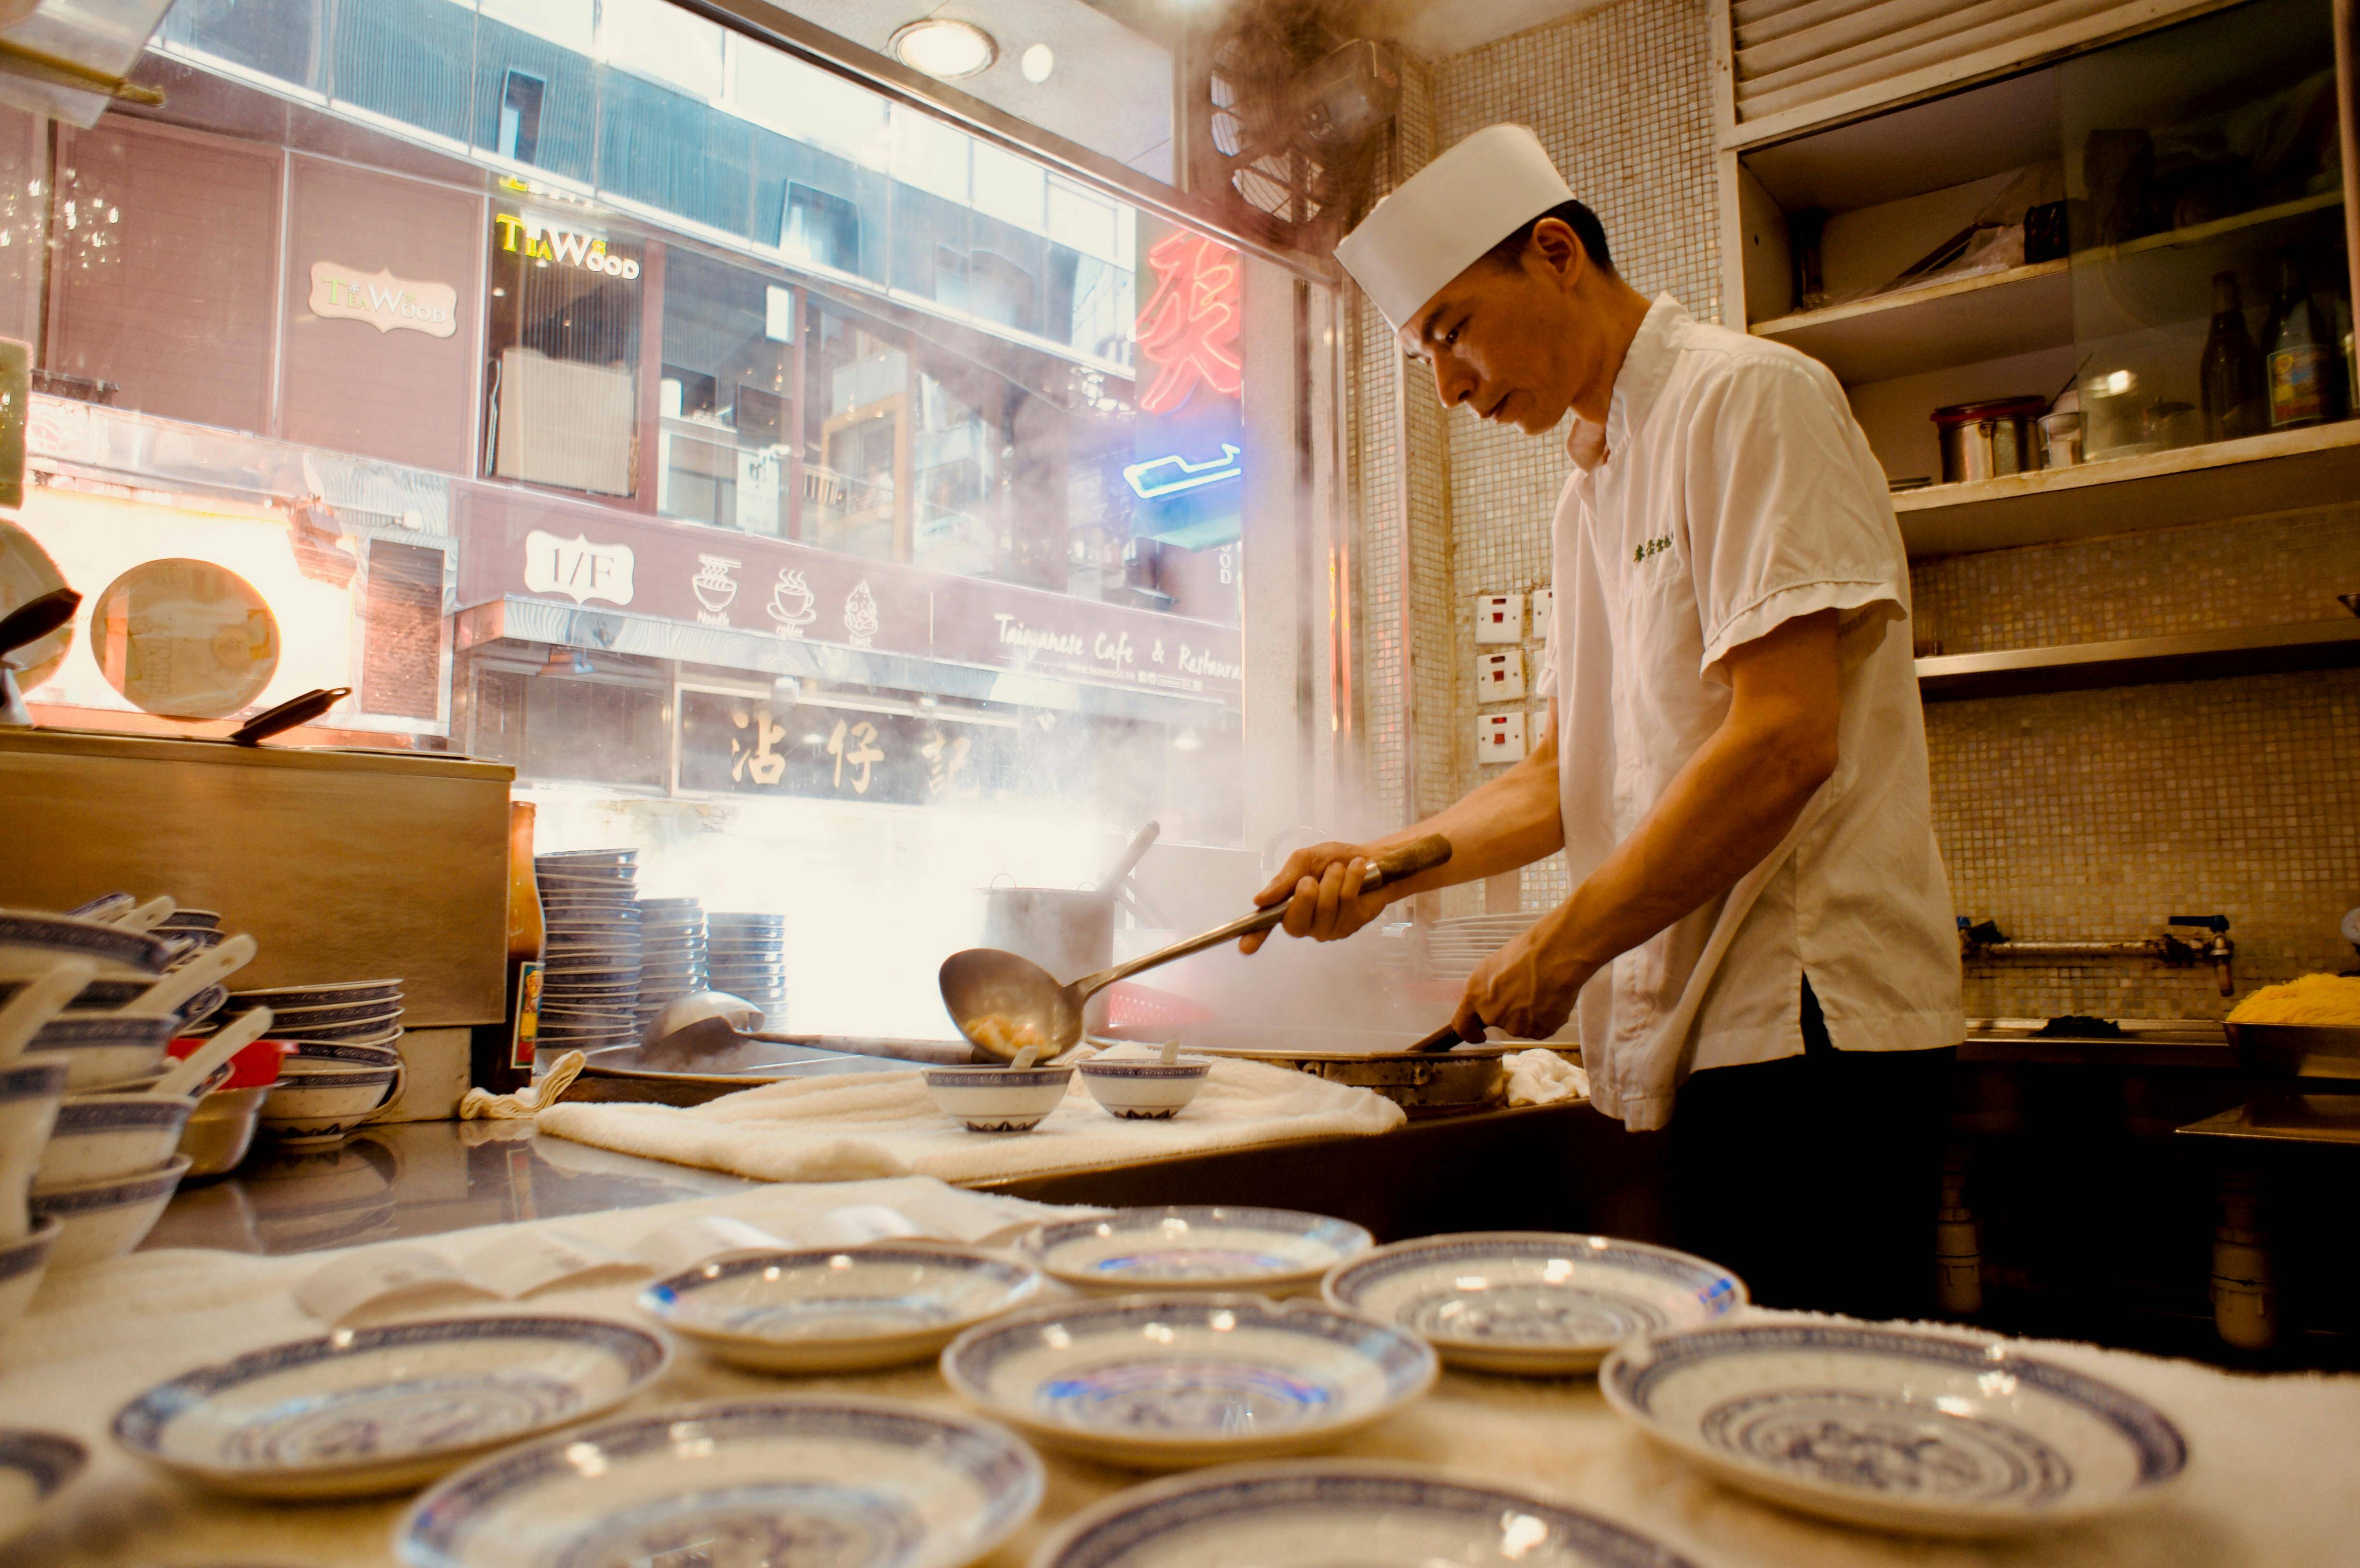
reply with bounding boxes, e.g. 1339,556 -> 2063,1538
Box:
1910,502 -> 2360,656
1426,0 -> 1723,914
1921,509 -> 2360,1019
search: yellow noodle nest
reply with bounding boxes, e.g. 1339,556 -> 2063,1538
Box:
2228,973 -> 2360,1027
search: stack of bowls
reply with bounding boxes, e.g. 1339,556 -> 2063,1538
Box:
154,908 -> 223,954
27,1080 -> 194,1270
202,981 -> 402,1147
535,850 -> 642,1056
704,912 -> 785,1021
634,898 -> 706,1040
0,1058 -> 69,1325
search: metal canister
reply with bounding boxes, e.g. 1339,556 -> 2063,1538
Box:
1932,397 -> 2049,482
980,886 -> 1116,1031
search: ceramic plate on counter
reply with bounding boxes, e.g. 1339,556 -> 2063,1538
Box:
1019,1207 -> 1374,1297
1034,1461 -> 1704,1568
1599,1320 -> 2188,1536
112,1315 -> 670,1498
639,1245 -> 1042,1372
0,1428 -> 85,1547
1323,1233 -> 1745,1375
941,1293 -> 1436,1468
396,1395 -> 1040,1568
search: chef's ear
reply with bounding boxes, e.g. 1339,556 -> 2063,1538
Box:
1527,218 -> 1590,287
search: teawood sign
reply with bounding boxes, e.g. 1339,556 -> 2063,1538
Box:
464,502 -> 1243,709
307,262 -> 460,337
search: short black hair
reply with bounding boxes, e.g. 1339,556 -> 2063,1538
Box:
1483,198 -> 1614,276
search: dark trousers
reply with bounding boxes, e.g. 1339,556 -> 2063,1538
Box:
1666,981 -> 1955,1322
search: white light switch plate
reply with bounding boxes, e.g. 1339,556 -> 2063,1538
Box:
1474,593 -> 1524,644
1476,709 -> 1527,764
1475,649 -> 1526,703
1531,586 -> 1553,640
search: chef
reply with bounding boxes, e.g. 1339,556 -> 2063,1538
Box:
1247,125 -> 1965,1320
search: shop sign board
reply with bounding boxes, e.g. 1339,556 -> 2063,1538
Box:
493,212 -> 641,279
307,262 -> 460,337
678,690 -> 1011,806
465,499 -> 1243,709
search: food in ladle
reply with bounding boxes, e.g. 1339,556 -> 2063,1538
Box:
966,1013 -> 1050,1056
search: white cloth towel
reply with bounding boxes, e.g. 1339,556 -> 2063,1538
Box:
536,1046 -> 1406,1185
1504,1048 -> 1590,1106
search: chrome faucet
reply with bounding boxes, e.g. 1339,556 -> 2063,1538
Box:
1959,914 -> 2234,995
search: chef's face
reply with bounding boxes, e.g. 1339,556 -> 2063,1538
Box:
1398,218 -> 1602,436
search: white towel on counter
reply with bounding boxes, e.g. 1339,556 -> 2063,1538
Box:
1504,1048 -> 1590,1106
536,1045 -> 1406,1186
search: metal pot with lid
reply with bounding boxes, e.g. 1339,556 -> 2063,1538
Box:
1932,396 -> 2049,483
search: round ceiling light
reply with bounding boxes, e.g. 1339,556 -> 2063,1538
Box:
890,19 -> 998,80
1021,44 -> 1055,83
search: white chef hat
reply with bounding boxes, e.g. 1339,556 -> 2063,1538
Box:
1335,124 -> 1575,332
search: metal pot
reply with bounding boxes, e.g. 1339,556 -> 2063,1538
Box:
981,885 -> 1116,1031
1932,397 -> 2048,482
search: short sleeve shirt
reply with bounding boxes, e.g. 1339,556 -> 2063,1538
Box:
1544,296 -> 1963,1132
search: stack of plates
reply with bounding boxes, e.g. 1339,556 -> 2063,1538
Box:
536,850 -> 641,1054
704,912 -> 784,1020
216,979 -> 404,1050
634,898 -> 706,1038
1423,913 -> 1539,980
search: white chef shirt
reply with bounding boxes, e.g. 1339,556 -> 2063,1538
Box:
1535,295 -> 1962,1132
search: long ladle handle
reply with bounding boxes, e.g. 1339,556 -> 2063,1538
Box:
1068,834 -> 1452,1000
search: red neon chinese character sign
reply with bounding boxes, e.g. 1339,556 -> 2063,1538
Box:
1135,232 -> 1243,415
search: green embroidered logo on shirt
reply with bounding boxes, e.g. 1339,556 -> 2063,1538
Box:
1633,535 -> 1673,563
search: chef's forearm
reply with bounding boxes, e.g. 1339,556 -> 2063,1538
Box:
1366,707 -> 1566,900
1545,615 -> 1839,972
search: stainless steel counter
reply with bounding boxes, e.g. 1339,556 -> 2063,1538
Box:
140,1122 -> 764,1256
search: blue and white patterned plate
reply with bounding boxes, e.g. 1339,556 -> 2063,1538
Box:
0,1428 -> 85,1547
639,1245 -> 1042,1373
1035,1461 -> 1704,1568
1020,1207 -> 1375,1297
397,1395 -> 1041,1568
1599,1319 -> 2189,1536
1323,1233 -> 1745,1375
942,1293 -> 1436,1469
112,1315 -> 671,1499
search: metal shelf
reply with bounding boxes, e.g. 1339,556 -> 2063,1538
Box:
1894,419 -> 2360,557
1916,618 -> 2360,700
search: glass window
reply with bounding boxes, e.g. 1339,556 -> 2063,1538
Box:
29,0 -> 1300,1039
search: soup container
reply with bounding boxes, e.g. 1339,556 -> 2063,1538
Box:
35,1090 -> 198,1188
261,1067 -> 398,1145
29,1155 -> 191,1268
1078,1054 -> 1211,1119
923,1063 -> 1073,1132
24,1011 -> 181,1092
0,1060 -> 70,1245
0,911 -> 176,983
0,1215 -> 62,1332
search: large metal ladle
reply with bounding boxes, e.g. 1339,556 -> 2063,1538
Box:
940,834 -> 1452,1060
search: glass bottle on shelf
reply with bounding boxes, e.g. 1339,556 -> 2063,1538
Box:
2199,271 -> 2265,443
2262,253 -> 2342,431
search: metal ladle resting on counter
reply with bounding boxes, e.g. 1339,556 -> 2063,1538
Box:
941,834 -> 1454,1060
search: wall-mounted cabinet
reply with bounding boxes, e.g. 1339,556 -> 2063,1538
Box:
1712,0 -> 2360,555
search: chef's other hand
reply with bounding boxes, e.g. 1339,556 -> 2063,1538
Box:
1453,925 -> 1590,1043
1240,841 -> 1391,955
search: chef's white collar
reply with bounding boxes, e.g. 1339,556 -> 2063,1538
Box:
1565,294 -> 1688,478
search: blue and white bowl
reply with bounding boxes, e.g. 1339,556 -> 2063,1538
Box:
1324,1233 -> 1746,1375
941,1293 -> 1437,1468
639,1244 -> 1042,1373
279,1039 -> 401,1071
24,1010 -> 181,1091
1599,1319 -> 2190,1536
1034,1460 -> 1707,1568
0,910 -> 177,981
260,1065 -> 399,1144
1078,1053 -> 1212,1119
34,1089 -> 197,1187
223,978 -> 403,1011
923,1063 -> 1073,1132
0,1428 -> 86,1548
1020,1207 -> 1374,1298
0,1059 -> 69,1245
397,1394 -> 1040,1568
113,1315 -> 672,1499
0,1217 -> 62,1333
28,1154 -> 189,1268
